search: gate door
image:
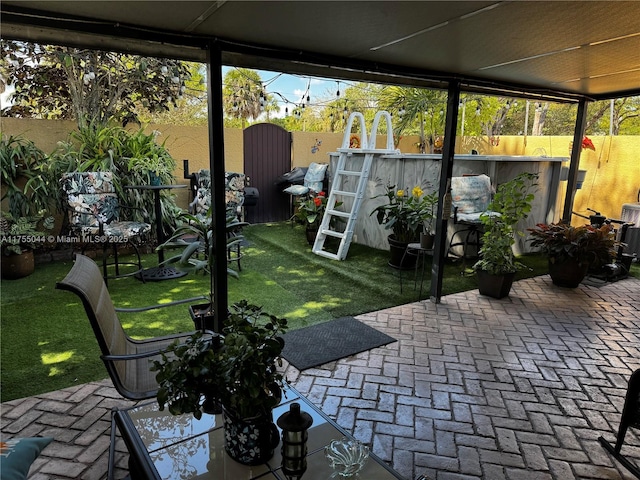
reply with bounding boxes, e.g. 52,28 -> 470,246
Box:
243,123 -> 292,223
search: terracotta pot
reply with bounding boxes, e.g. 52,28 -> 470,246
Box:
1,250 -> 35,280
222,408 -> 279,465
548,256 -> 589,288
477,270 -> 516,299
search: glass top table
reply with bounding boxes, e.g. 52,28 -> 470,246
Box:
114,385 -> 406,480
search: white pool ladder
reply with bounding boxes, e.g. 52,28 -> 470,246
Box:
312,111 -> 398,260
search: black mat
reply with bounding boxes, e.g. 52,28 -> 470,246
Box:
281,317 -> 396,370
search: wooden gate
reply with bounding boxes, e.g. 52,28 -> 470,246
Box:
243,123 -> 292,223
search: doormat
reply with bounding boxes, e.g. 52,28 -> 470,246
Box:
280,317 -> 396,370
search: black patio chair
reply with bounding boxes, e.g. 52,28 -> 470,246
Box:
56,253 -> 215,480
599,368 -> 640,479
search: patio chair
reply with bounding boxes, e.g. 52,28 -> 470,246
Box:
189,169 -> 247,220
447,174 -> 495,270
56,253 -> 215,480
60,171 -> 152,285
599,368 -> 640,479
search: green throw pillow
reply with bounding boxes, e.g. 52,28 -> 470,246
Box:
0,437 -> 53,480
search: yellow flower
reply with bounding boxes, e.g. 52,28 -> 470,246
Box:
412,186 -> 423,198
396,189 -> 405,198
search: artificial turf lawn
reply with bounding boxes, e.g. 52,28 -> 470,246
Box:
1,221 -> 559,401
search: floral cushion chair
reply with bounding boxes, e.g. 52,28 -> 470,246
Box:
189,169 -> 246,219
60,171 -> 151,283
447,174 -> 495,267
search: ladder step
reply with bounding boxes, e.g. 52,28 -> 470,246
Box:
332,190 -> 356,197
313,249 -> 340,260
321,230 -> 344,238
326,209 -> 350,218
336,169 -> 363,176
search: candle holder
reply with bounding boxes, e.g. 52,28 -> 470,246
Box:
277,402 -> 313,480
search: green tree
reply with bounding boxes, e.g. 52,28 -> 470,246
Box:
378,86 -> 447,149
140,62 -> 208,126
222,68 -> 265,128
0,41 -> 190,129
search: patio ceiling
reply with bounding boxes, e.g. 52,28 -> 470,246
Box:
2,1 -> 640,101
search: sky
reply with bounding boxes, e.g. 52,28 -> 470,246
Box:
222,66 -> 354,118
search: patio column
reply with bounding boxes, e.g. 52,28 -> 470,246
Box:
430,80 -> 461,303
562,98 -> 589,223
206,40 -> 228,333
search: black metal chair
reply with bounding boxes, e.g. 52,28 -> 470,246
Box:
56,254 -> 214,480
447,174 -> 494,271
599,368 -> 640,479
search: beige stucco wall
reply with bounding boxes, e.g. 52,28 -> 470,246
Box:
2,117 -> 638,221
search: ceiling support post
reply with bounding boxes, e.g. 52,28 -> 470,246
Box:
430,81 -> 461,304
206,40 -> 228,333
562,99 -> 588,223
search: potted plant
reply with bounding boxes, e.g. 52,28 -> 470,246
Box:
370,183 -> 435,269
157,206 -> 247,330
293,191 -> 342,245
472,172 -> 538,298
419,191 -> 438,249
0,211 -> 54,279
151,300 -> 288,465
527,221 -> 617,288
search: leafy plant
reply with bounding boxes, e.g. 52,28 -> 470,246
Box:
293,190 -> 343,229
473,172 -> 538,275
371,184 -> 436,243
527,222 -> 617,267
45,124 -> 180,235
152,300 -> 288,420
0,211 -> 54,255
0,133 -> 52,218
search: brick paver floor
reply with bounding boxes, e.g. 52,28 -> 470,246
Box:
2,275 -> 639,480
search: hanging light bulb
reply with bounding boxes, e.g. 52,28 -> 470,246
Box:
232,101 -> 238,112
398,105 -> 406,117
306,95 -> 310,104
336,82 -> 341,98
476,106 -> 481,116
285,106 -> 289,116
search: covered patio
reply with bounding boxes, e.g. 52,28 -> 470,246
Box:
2,2 -> 640,479
3,275 -> 639,479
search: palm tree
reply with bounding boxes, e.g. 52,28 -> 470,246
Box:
222,68 -> 264,128
378,86 -> 447,151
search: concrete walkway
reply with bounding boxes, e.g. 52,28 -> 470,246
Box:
2,275 -> 640,480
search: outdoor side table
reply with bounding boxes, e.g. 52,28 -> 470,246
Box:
114,385 -> 405,480
399,243 -> 433,300
125,184 -> 187,281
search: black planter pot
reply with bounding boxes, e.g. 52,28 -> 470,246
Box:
548,256 -> 589,288
305,226 -> 318,245
388,235 -> 418,270
477,270 -> 516,299
189,303 -> 215,331
222,408 -> 279,465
